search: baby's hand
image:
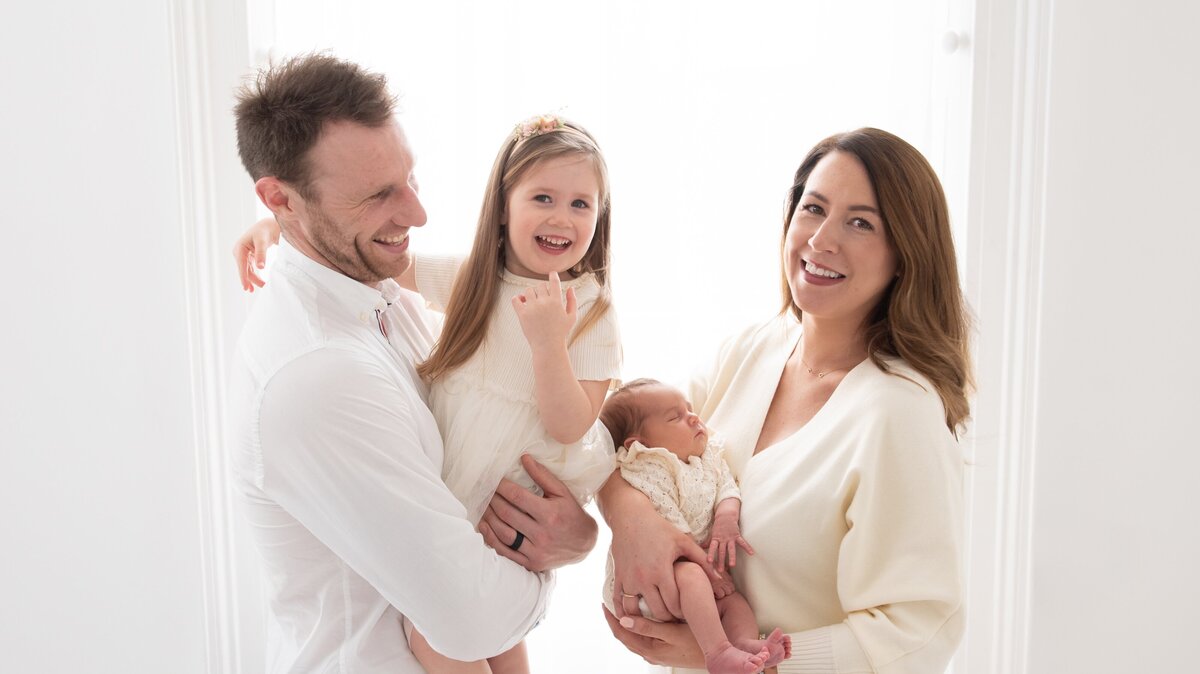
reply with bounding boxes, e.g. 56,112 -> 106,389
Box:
706,509 -> 756,573
511,271 -> 578,351
711,569 -> 736,599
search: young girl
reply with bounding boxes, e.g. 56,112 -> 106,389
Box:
234,115 -> 621,674
598,379 -> 791,674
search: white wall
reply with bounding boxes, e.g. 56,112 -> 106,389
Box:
0,1 -> 230,671
1024,1 -> 1200,671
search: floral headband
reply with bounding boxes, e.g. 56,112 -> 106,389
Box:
513,114 -> 565,142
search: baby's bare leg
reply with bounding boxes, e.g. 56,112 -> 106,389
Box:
409,627 -> 493,673
673,561 -> 767,674
718,592 -> 792,669
486,641 -> 529,674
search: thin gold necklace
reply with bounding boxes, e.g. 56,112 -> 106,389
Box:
800,355 -> 834,379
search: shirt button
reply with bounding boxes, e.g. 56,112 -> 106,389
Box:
359,311 -> 369,323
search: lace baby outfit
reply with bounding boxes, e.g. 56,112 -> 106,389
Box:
602,436 -> 741,616
414,255 -> 622,523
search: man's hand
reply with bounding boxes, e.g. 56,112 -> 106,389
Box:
478,454 -> 597,572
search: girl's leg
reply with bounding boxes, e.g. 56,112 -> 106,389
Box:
717,592 -> 793,669
673,561 -> 768,674
409,627 -> 493,673
486,640 -> 530,674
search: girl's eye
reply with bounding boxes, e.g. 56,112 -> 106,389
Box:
534,194 -> 552,203
571,199 -> 590,209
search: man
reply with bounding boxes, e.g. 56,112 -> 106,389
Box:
227,54 -> 596,672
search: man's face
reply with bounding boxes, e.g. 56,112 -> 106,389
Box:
291,120 -> 427,284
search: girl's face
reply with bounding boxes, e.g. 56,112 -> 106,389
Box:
502,154 -> 600,279
783,151 -> 898,328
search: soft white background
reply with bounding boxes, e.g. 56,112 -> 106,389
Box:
1,0 -> 1198,673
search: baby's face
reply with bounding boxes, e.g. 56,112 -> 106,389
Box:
631,386 -> 708,460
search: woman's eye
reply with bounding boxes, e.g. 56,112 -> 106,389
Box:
851,217 -> 876,231
803,203 -> 824,215
571,199 -> 590,209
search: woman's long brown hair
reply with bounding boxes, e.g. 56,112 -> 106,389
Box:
418,121 -> 613,382
782,128 -> 974,432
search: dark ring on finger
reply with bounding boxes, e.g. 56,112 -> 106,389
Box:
509,530 -> 525,551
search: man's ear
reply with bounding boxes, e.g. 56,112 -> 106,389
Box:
255,176 -> 303,222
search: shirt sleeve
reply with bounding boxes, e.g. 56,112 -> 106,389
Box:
567,290 -> 622,383
781,385 -> 965,674
413,253 -> 465,312
256,345 -> 552,661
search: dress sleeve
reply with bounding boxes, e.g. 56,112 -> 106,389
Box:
566,291 -> 622,383
780,388 -> 965,674
413,253 -> 465,312
257,346 -> 552,661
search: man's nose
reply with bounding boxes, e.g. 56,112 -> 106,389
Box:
394,190 -> 427,228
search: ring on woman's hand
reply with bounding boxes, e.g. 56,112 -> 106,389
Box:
509,530 -> 525,551
621,592 -> 639,599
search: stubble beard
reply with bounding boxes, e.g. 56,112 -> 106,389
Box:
307,205 -> 400,285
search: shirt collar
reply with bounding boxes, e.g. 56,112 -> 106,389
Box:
277,238 -> 401,314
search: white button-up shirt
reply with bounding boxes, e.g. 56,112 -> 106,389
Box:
228,240 -> 552,673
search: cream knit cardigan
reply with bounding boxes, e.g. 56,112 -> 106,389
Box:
664,315 -> 965,674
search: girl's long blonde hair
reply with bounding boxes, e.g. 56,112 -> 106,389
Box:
418,120 -> 613,382
781,128 -> 974,432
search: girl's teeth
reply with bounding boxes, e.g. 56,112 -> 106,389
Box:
805,261 -> 844,278
536,235 -> 571,249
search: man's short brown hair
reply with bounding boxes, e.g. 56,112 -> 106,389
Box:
234,53 -> 395,199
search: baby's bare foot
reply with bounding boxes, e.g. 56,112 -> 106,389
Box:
704,641 -> 767,674
734,628 -> 791,669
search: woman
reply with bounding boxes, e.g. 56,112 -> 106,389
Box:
599,128 -> 972,674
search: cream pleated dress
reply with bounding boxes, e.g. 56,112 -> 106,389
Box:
414,255 -> 622,523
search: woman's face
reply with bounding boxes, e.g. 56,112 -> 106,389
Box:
783,151 -> 898,328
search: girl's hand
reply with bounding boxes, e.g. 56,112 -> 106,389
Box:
601,607 -> 705,669
511,271 -> 577,351
705,502 -> 755,573
233,217 -> 282,292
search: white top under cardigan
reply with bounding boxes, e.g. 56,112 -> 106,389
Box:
663,315 -> 965,674
228,241 -> 553,673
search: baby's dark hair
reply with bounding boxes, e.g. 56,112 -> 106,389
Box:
599,378 -> 662,449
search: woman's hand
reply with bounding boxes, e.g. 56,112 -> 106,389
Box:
599,476 -> 718,621
602,607 -> 705,669
233,216 -> 282,292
